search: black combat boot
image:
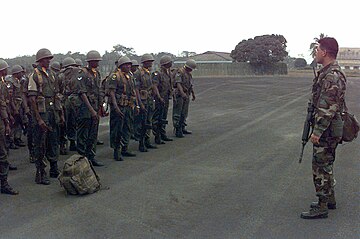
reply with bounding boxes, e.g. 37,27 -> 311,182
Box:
89,158 -> 104,167
139,138 -> 148,152
96,140 -> 104,145
145,139 -> 157,149
175,127 -> 184,138
9,164 -> 17,171
161,134 -> 173,141
182,127 -> 192,134
14,138 -> 26,147
60,143 -> 68,155
69,140 -> 77,151
9,143 -> 19,150
121,146 -> 136,157
35,168 -> 50,185
114,148 -> 124,161
155,135 -> 165,145
49,162 -> 60,178
301,202 -> 328,219
1,180 -> 19,195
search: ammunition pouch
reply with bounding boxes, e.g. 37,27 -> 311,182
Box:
36,96 -> 46,113
140,90 -> 149,100
14,97 -> 23,112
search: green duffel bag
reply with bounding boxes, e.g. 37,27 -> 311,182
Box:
58,154 -> 101,195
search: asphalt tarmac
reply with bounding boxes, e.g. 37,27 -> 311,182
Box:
1,72 -> 359,239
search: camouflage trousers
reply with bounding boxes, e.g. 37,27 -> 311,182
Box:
312,140 -> 338,203
134,99 -> 155,142
77,117 -> 98,161
109,106 -> 133,149
65,98 -> 77,142
172,95 -> 189,129
153,98 -> 170,137
0,122 -> 9,181
33,111 -> 59,169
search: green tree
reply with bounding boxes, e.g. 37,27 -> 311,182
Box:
294,58 -> 307,68
112,44 -> 136,56
180,51 -> 196,58
230,34 -> 288,65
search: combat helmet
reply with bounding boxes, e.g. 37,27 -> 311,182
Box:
160,55 -> 172,66
11,65 -> 24,75
36,48 -> 53,62
141,53 -> 154,63
50,61 -> 61,71
86,50 -> 102,62
117,56 -> 132,67
62,57 -> 76,68
75,58 -> 83,66
0,59 -> 9,71
185,59 -> 197,70
131,60 -> 139,66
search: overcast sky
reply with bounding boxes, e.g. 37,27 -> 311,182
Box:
2,0 -> 359,62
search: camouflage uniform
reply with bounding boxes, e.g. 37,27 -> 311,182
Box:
134,67 -> 155,151
107,69 -> 137,156
74,66 -> 103,164
7,75 -> 28,147
28,66 -> 61,181
152,67 -> 173,142
172,66 -> 193,135
311,61 -> 346,205
58,66 -> 79,152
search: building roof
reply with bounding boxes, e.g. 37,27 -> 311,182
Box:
177,51 -> 233,62
338,47 -> 360,60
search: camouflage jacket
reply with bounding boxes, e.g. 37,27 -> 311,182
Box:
152,66 -> 173,98
311,61 -> 346,138
106,68 -> 136,106
0,77 -> 9,121
174,66 -> 193,95
75,66 -> 103,117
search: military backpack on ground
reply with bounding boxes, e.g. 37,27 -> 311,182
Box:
58,154 -> 101,195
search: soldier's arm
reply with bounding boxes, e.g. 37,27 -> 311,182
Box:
313,74 -> 341,137
0,93 -> 10,135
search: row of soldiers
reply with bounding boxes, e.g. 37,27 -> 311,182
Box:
0,48 -> 197,195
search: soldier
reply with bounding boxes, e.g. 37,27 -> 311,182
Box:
134,54 -> 157,152
9,65 -> 29,148
0,59 -> 18,195
74,50 -> 104,166
75,58 -> 83,67
58,57 -> 79,153
50,61 -> 61,74
152,55 -> 174,144
172,59 -> 196,138
107,56 -> 138,161
300,37 -> 345,219
28,48 -> 63,185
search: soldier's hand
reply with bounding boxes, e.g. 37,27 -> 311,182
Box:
9,115 -> 14,125
116,108 -> 124,118
310,133 -> 320,145
140,103 -> 146,113
5,124 -> 10,136
38,119 -> 51,132
60,115 -> 65,125
90,109 -> 99,121
192,94 -> 196,101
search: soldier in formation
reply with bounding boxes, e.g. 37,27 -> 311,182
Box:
0,50 -> 197,192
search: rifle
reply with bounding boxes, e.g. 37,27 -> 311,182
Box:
299,102 -> 315,163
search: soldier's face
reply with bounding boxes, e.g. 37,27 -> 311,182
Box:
143,61 -> 153,69
131,66 -> 138,72
315,44 -> 326,64
39,57 -> 52,69
88,61 -> 99,68
121,63 -> 132,73
0,69 -> 7,77
164,62 -> 173,69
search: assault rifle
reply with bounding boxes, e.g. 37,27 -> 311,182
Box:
299,102 -> 315,163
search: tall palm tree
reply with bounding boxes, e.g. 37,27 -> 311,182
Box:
309,33 -> 327,58
309,33 -> 327,69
